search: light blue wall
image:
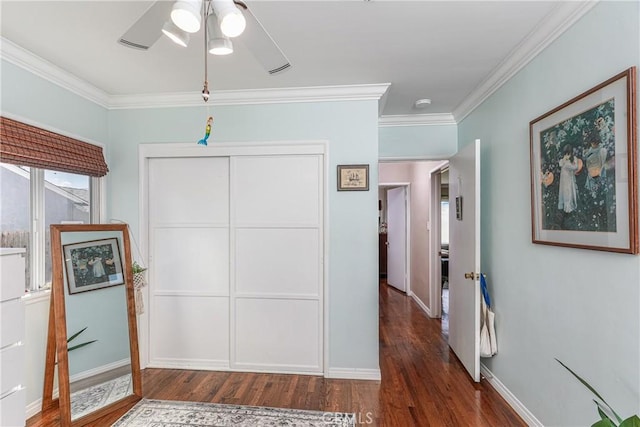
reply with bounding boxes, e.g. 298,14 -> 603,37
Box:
108,101 -> 380,370
1,58 -> 110,406
458,2 -> 639,425
379,123 -> 457,159
61,231 -> 131,376
0,60 -> 108,143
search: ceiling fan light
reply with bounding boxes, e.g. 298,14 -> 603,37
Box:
212,0 -> 246,37
219,10 -> 245,37
207,13 -> 233,55
162,21 -> 190,47
171,0 -> 203,33
208,38 -> 233,55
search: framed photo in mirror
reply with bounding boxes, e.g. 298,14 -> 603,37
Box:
64,238 -> 125,294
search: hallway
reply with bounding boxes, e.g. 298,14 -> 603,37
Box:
28,282 -> 524,427
378,282 -> 523,425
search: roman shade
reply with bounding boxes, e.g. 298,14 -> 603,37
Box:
0,116 -> 109,177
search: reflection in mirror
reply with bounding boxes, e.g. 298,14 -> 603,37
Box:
61,231 -> 132,421
44,224 -> 141,426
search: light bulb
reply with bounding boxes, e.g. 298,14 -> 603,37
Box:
171,0 -> 203,33
162,21 -> 189,47
219,9 -> 246,38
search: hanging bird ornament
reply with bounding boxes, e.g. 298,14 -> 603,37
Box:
198,116 -> 213,146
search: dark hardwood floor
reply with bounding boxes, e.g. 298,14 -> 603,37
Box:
28,282 -> 525,426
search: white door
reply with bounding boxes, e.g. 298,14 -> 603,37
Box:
386,186 -> 406,292
231,155 -> 323,374
148,157 -> 231,370
448,139 -> 481,382
143,144 -> 325,375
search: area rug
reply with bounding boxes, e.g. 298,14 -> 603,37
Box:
70,373 -> 133,420
112,398 -> 355,427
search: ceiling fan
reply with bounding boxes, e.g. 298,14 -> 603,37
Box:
118,0 -> 291,75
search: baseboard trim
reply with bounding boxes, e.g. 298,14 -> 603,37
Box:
480,364 -> 543,427
26,398 -> 43,419
147,358 -> 230,371
409,291 -> 432,317
325,368 -> 381,381
69,358 -> 130,383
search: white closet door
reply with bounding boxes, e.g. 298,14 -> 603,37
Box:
231,155 -> 323,373
148,157 -> 230,369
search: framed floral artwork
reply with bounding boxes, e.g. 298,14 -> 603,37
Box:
530,67 -> 637,253
63,238 -> 125,294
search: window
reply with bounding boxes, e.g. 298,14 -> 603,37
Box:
441,200 -> 450,246
0,163 -> 101,292
0,164 -> 31,288
0,116 -> 108,292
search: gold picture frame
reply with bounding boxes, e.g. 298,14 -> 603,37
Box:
529,67 -> 637,253
337,164 -> 369,191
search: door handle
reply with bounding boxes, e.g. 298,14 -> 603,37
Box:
464,272 -> 479,280
385,241 -> 389,246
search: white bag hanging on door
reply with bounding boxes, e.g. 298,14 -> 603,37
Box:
480,297 -> 493,357
480,274 -> 497,357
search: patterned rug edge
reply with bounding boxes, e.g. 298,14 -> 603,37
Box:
113,398 -> 356,427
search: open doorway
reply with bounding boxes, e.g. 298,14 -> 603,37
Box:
378,183 -> 410,294
440,168 -> 450,334
428,162 -> 450,323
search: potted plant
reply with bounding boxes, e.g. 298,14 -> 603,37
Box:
557,359 -> 640,427
131,261 -> 147,314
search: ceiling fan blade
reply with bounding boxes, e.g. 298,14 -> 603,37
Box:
118,1 -> 173,50
237,4 -> 291,75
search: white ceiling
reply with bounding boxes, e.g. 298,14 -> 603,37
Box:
1,1 -> 579,117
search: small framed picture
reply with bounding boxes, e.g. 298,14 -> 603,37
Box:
337,164 -> 369,191
529,67 -> 637,253
455,196 -> 463,221
63,238 -> 125,294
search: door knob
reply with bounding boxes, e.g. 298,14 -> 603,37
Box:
385,241 -> 389,246
464,272 -> 479,280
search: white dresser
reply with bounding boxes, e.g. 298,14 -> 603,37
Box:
0,248 -> 26,427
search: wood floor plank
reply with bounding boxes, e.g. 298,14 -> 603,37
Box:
27,282 -> 525,426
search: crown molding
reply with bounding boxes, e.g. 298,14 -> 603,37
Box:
1,37 -> 390,110
378,113 -> 456,127
108,83 -> 392,109
0,37 -> 111,108
452,1 -> 599,122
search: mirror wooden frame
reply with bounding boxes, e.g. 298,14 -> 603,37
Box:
42,224 -> 142,426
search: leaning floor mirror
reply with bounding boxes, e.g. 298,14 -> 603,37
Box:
42,224 -> 142,426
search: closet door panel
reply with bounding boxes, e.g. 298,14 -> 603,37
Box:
234,298 -> 320,370
235,228 -> 320,297
153,227 -> 229,295
149,157 -> 229,224
231,154 -> 323,373
233,156 -> 320,226
151,296 -> 229,368
148,156 -> 230,369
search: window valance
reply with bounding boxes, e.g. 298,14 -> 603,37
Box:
0,116 -> 108,177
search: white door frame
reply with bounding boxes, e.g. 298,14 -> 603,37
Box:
378,182 -> 410,295
138,141 -> 329,374
428,161 -> 449,318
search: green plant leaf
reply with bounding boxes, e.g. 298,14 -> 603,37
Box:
619,415 -> 640,427
67,326 -> 88,343
592,419 -> 617,427
595,400 -> 616,423
68,340 -> 97,352
556,359 -> 622,423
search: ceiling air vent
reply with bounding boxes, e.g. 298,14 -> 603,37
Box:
269,63 -> 291,75
118,38 -> 150,50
